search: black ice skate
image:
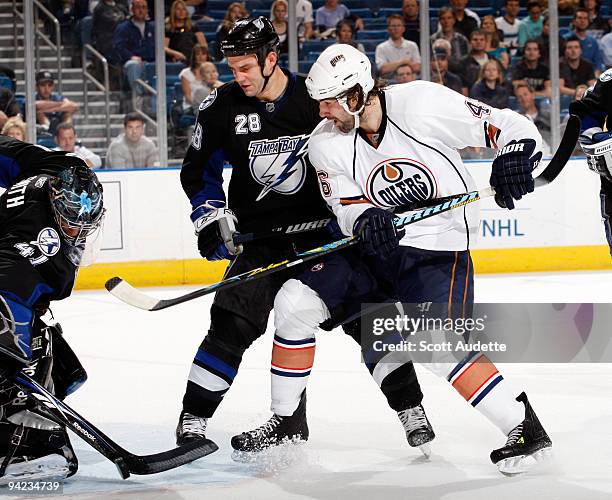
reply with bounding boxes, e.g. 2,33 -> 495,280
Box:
0,419 -> 78,484
176,410 -> 209,446
490,392 -> 552,475
397,403 -> 435,458
231,391 -> 308,454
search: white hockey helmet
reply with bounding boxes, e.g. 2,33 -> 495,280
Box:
306,44 -> 375,124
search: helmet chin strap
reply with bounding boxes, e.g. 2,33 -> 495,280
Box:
338,93 -> 366,130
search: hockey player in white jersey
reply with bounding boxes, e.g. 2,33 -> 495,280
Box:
232,44 -> 552,475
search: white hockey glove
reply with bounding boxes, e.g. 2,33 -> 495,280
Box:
579,127 -> 612,182
191,201 -> 243,261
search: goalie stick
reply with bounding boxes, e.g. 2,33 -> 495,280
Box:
106,115 -> 580,312
12,373 -> 218,479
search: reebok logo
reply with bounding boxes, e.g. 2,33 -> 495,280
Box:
73,422 -> 96,442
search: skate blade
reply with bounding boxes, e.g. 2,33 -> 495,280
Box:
418,443 -> 432,459
497,446 -> 553,476
231,438 -> 308,464
0,454 -> 70,485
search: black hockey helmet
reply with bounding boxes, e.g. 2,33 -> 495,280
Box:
50,164 -> 105,246
221,16 -> 280,69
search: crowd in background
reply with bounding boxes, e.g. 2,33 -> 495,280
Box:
0,0 -> 610,167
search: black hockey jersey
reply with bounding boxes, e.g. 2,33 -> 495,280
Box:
0,175 -> 77,309
180,70 -> 331,233
569,68 -> 612,130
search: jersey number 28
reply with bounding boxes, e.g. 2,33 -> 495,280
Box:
235,114 -> 261,134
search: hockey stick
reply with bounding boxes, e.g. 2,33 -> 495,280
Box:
105,115 -> 580,312
13,373 -> 218,479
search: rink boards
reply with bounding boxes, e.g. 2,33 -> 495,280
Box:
75,158 -> 612,289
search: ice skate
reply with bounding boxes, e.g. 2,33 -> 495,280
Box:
397,403 -> 435,458
231,391 -> 308,457
176,410 -> 209,446
490,392 -> 552,475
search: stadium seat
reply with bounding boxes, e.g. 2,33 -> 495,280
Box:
356,30 -> 387,40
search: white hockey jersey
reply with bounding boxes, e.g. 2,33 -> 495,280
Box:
308,81 -> 542,251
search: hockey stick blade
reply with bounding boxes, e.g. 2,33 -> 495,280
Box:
14,374 -> 219,479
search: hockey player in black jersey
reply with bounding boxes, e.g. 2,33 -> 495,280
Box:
0,138 -> 105,482
177,17 -> 434,453
570,68 -> 612,255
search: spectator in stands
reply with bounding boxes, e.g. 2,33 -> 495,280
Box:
215,2 -> 249,60
457,30 -> 491,95
113,0 -> 155,110
495,0 -> 521,55
105,112 -> 158,169
559,35 -> 596,96
376,14 -> 421,80
1,116 -> 27,142
582,0 -> 610,39
514,82 -> 552,154
449,0 -> 480,39
602,31 -> 612,68
431,47 -> 463,94
569,8 -> 605,72
393,63 -> 416,84
92,0 -> 129,90
511,39 -> 551,97
179,44 -> 209,110
315,0 -> 363,35
54,123 -> 102,168
165,0 -> 207,63
470,59 -> 509,109
0,86 -> 21,131
335,20 -> 365,53
35,71 -> 79,135
534,15 -> 567,66
431,7 -> 470,70
402,0 -> 420,47
270,0 -> 289,55
517,1 -> 543,48
192,62 -> 223,106
296,0 -> 314,42
558,0 -> 579,16
481,15 -> 509,70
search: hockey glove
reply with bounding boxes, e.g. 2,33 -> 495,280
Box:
353,208 -> 405,259
490,139 -> 541,210
192,201 -> 243,261
579,128 -> 612,182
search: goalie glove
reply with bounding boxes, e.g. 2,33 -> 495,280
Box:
579,128 -> 612,182
192,201 -> 243,261
353,208 -> 405,259
490,139 -> 541,210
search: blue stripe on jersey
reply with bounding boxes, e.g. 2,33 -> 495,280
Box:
273,334 -> 315,346
189,147 -> 226,211
271,368 -> 311,378
194,349 -> 237,380
446,350 -> 480,382
471,374 -> 504,407
0,154 -> 21,189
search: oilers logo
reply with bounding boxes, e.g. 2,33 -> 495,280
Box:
248,135 -> 309,201
365,158 -> 438,208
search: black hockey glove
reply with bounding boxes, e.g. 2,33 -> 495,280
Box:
192,201 -> 243,261
353,208 -> 405,259
490,139 -> 541,210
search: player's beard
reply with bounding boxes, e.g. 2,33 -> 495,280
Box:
335,115 -> 356,133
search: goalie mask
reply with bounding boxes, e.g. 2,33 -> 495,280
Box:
50,165 -> 105,248
579,128 -> 612,181
306,44 -> 375,129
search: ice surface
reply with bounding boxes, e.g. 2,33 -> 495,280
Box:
4,271 -> 612,499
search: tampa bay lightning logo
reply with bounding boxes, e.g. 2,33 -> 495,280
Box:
33,228 -> 61,257
365,158 -> 438,208
248,135 -> 309,201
